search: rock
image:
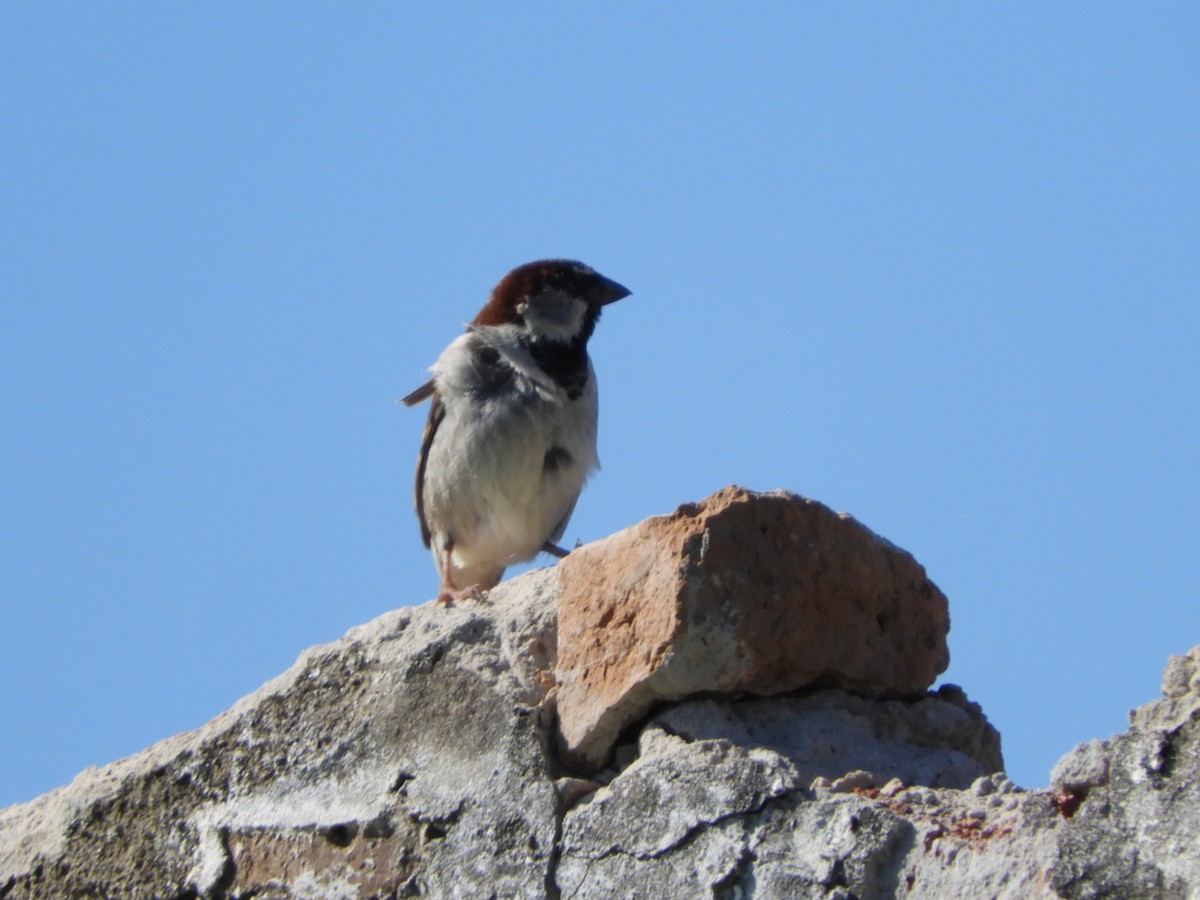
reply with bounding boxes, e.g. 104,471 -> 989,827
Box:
558,689 -> 1020,898
559,725 -> 1055,900
879,777 -> 906,798
555,486 -> 951,770
1050,738 -> 1111,794
1051,645 -> 1200,899
0,487 -> 1196,899
642,688 -> 1000,791
1131,644 -> 1200,733
831,770 -> 878,792
0,571 -> 563,900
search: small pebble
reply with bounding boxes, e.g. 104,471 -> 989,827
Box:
991,773 -> 1016,794
554,777 -> 602,809
879,778 -> 906,798
830,770 -> 876,793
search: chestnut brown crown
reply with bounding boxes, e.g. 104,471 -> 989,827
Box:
472,259 -> 630,332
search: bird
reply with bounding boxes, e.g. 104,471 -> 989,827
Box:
402,259 -> 631,602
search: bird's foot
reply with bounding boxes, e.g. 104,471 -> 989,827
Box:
436,583 -> 490,606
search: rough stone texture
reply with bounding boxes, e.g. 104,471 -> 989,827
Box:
558,715 -> 1057,900
645,686 -> 1003,791
1050,738 -> 1111,794
555,486 -> 951,770
0,570 -> 563,900
558,696 -> 1017,899
0,488 -> 1197,899
1051,645 -> 1200,899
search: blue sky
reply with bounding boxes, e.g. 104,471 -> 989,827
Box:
2,4 -> 1197,806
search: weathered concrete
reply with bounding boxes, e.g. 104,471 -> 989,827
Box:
0,489 -> 1196,899
1051,645 -> 1200,899
0,570 -> 563,900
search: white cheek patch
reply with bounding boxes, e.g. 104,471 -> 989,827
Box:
523,291 -> 587,344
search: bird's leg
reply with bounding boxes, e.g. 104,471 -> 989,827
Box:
542,539 -> 584,558
436,547 -> 490,605
437,548 -> 458,604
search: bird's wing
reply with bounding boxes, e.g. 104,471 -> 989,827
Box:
401,380 -> 436,406
413,392 -> 444,548
547,493 -> 580,547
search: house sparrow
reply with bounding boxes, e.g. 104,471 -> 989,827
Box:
402,260 -> 631,602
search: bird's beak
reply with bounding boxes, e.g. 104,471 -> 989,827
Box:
592,276 -> 632,306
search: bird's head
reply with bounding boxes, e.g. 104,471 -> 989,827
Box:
472,259 -> 630,345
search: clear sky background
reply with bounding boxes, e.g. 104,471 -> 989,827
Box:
2,4 -> 1197,807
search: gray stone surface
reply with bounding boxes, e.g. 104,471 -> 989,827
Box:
1052,646 -> 1200,899
558,702 -> 1050,899
0,491 -> 1196,899
0,569 -> 563,900
643,686 -> 1002,791
1050,738 -> 1111,794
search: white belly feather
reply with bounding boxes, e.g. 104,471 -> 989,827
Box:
422,330 -> 599,586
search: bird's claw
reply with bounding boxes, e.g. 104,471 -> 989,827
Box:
436,583 -> 490,606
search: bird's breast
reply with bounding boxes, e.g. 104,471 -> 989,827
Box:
421,354 -> 599,567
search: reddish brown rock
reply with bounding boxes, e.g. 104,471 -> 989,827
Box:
554,486 -> 950,770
